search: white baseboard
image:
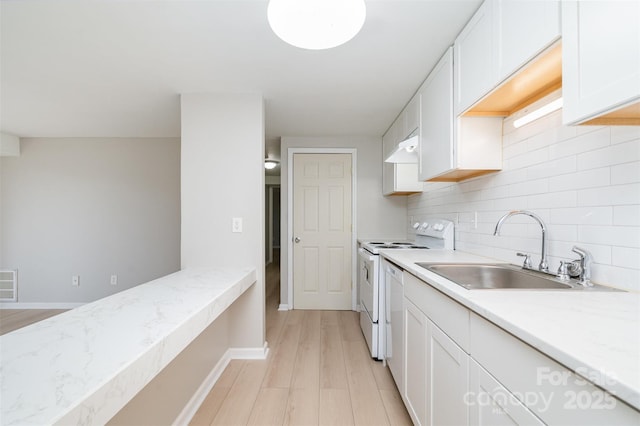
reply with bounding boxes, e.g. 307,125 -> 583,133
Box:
228,342 -> 269,360
0,302 -> 84,309
278,304 -> 290,311
173,350 -> 232,425
174,343 -> 269,425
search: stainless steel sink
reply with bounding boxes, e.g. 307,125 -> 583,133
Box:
415,263 -> 617,291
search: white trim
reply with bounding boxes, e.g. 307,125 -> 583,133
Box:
267,186 -> 274,265
173,350 -> 232,425
287,148 -> 358,311
227,342 -> 270,360
0,302 -> 84,309
174,343 -> 269,425
278,303 -> 290,311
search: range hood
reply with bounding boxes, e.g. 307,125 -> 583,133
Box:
384,135 -> 419,163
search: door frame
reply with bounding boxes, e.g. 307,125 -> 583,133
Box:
287,148 -> 358,310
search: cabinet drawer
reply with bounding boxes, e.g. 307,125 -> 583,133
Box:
470,313 -> 640,425
403,271 -> 470,352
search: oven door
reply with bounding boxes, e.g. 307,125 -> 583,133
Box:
358,248 -> 379,323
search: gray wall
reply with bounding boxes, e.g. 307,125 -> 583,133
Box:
0,138 -> 180,304
279,136 -> 408,308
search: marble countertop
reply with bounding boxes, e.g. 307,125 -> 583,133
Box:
0,267 -> 256,426
380,249 -> 640,411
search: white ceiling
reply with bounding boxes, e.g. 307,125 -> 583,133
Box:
0,0 -> 481,145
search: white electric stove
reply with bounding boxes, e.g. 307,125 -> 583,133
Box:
358,219 -> 455,359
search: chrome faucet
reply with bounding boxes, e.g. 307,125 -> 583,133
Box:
494,210 -> 549,273
569,246 -> 593,287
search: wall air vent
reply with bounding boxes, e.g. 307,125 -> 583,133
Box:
0,270 -> 18,302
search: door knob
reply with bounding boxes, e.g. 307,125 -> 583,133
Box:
294,237 -> 301,243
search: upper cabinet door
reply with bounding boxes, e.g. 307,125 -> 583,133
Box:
562,0 -> 640,125
419,47 -> 454,182
454,0 -> 496,116
496,0 -> 560,81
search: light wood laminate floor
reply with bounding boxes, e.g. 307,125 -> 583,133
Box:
190,253 -> 412,426
0,309 -> 66,335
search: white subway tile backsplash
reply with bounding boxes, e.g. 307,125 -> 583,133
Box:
611,126 -> 640,144
549,128 -> 610,160
527,190 -> 577,209
549,207 -> 613,226
548,167 -> 610,191
590,264 -> 640,292
505,147 -> 549,170
611,161 -> 640,185
526,156 -> 576,180
408,102 -> 640,290
578,183 -> 640,207
578,225 -> 640,248
612,246 -> 640,269
613,205 -> 640,226
577,139 -> 640,170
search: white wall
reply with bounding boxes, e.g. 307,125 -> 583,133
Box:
279,136 -> 408,308
408,109 -> 640,292
180,93 -> 265,348
0,138 -> 181,304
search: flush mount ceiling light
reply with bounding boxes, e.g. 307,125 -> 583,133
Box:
264,159 -> 279,170
267,0 -> 366,50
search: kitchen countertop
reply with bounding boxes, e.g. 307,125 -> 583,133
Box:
379,249 -> 640,411
0,267 -> 256,426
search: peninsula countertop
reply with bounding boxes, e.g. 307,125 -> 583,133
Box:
379,249 -> 640,411
0,267 -> 256,426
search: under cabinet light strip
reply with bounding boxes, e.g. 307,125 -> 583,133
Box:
513,97 -> 563,128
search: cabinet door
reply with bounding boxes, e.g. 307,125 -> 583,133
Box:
428,322 -> 469,426
469,359 -> 544,426
403,95 -> 420,140
562,1 -> 640,124
419,47 -> 454,181
404,298 -> 428,426
454,0 -> 496,115
496,0 -> 560,80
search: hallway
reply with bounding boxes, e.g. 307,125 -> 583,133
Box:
189,254 -> 412,425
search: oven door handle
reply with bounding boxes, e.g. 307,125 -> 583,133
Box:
358,248 -> 375,262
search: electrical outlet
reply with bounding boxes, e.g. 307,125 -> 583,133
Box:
232,217 -> 243,233
110,274 -> 118,286
72,275 -> 80,286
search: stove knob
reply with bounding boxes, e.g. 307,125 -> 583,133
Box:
421,222 -> 429,230
412,222 -> 420,229
435,223 -> 443,231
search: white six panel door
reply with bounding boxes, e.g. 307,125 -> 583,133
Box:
293,153 -> 352,310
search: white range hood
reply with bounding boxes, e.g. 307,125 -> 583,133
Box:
384,135 -> 419,163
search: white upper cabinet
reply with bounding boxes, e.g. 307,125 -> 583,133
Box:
419,48 -> 454,181
456,0 -> 561,116
495,0 -> 560,81
562,0 -> 640,125
402,95 -> 420,140
420,47 -> 503,182
454,0 -> 496,116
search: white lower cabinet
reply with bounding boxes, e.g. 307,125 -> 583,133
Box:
469,359 -> 544,426
403,272 -> 470,426
428,323 -> 469,426
400,273 -> 640,426
404,298 -> 428,425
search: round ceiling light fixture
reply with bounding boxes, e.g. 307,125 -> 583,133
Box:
264,159 -> 279,170
267,0 -> 366,50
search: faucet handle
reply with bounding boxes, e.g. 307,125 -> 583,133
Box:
516,252 -> 532,269
557,261 -> 571,281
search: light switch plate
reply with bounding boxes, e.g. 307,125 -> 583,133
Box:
232,217 -> 243,233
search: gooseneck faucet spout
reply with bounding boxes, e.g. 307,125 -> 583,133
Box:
494,210 -> 549,273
